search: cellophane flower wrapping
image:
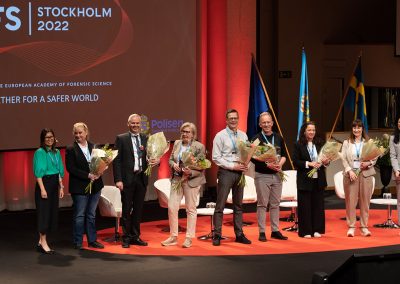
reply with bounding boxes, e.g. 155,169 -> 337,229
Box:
171,148 -> 211,191
354,139 -> 387,176
236,139 -> 259,187
307,140 -> 342,177
85,145 -> 118,194
144,132 -> 170,176
252,143 -> 287,181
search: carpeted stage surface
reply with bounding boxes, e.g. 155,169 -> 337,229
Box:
1,193 -> 399,284
91,209 -> 400,256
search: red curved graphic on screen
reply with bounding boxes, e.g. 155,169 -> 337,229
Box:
0,0 -> 132,76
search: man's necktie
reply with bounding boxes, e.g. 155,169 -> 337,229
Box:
134,135 -> 142,170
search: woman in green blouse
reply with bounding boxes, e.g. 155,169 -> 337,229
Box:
33,129 -> 65,254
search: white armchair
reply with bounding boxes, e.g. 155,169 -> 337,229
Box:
98,185 -> 122,242
154,178 -> 200,232
279,170 -> 298,231
334,171 -> 375,220
226,175 -> 257,225
226,175 -> 257,204
334,171 -> 375,200
333,171 -> 345,199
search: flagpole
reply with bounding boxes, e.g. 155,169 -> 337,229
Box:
251,54 -> 294,169
328,51 -> 362,140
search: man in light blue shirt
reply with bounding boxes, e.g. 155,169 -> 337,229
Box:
212,109 -> 251,246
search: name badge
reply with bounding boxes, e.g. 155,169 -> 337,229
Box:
353,160 -> 361,169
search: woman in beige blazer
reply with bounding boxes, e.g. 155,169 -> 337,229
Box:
161,122 -> 206,248
389,117 -> 400,225
341,119 -> 376,237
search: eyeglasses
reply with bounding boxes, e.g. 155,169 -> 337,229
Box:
45,136 -> 54,139
181,130 -> 191,134
227,117 -> 238,121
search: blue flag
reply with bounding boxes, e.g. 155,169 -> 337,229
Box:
247,59 -> 269,139
297,49 -> 310,139
344,58 -> 368,132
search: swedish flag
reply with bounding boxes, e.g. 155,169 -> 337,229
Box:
297,48 -> 310,139
344,58 -> 368,132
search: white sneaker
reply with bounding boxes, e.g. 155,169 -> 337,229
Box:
361,228 -> 371,237
182,237 -> 192,248
313,232 -> 322,238
161,236 -> 178,246
347,228 -> 355,237
303,235 -> 312,239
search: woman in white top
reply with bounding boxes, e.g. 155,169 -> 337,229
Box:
389,117 -> 400,226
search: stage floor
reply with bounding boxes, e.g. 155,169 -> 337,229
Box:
88,209 -> 400,256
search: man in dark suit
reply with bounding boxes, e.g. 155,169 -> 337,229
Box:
113,114 -> 158,248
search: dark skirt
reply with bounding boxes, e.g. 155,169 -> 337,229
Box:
35,174 -> 59,234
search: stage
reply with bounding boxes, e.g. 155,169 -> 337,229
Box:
88,209 -> 400,256
1,196 -> 400,284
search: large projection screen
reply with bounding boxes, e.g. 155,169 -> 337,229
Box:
0,0 -> 196,150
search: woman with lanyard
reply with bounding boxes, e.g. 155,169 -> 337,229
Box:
293,121 -> 328,238
33,128 -> 65,254
65,122 -> 104,249
341,119 -> 376,237
161,122 -> 206,248
389,116 -> 400,227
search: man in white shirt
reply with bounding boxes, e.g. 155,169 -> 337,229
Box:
212,109 -> 251,246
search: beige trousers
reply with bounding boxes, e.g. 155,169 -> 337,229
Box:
168,180 -> 200,238
343,174 -> 373,228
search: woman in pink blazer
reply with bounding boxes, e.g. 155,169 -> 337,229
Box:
341,119 -> 376,237
161,122 -> 206,248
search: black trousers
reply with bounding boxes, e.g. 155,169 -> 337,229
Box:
213,168 -> 244,236
120,174 -> 146,241
35,174 -> 59,234
297,179 -> 325,237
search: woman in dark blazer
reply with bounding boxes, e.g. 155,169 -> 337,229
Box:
293,121 -> 327,238
66,122 -> 104,250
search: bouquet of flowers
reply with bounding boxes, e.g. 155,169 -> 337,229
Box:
252,143 -> 288,181
354,138 -> 388,176
144,132 -> 170,176
307,140 -> 343,177
375,134 -> 391,168
236,138 -> 259,187
171,148 -> 211,191
85,144 -> 118,194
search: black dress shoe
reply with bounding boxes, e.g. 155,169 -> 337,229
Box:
88,241 -> 105,249
122,242 -> 130,248
235,234 -> 252,244
271,231 -> 288,240
74,244 -> 84,250
258,232 -> 267,242
37,244 -> 55,254
212,235 -> 221,246
130,238 -> 148,246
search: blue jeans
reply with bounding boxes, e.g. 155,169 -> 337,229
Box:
72,191 -> 101,245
